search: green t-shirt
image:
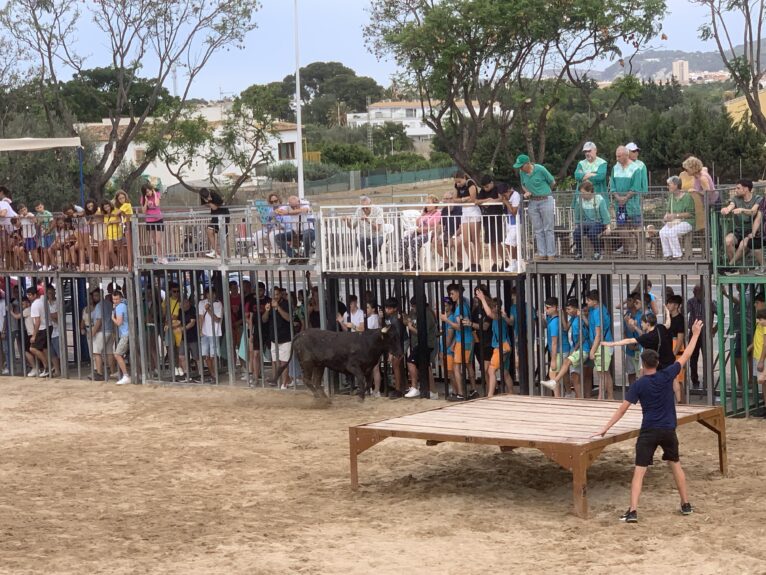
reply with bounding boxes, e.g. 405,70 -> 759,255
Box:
667,192 -> 696,228
36,209 -> 53,234
732,194 -> 762,232
520,164 -> 554,197
609,162 -> 644,218
574,157 -> 608,198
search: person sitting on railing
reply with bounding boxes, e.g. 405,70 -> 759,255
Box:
400,195 -> 441,271
572,180 -> 610,261
435,190 -> 462,271
659,176 -> 696,260
255,193 -> 282,256
499,182 -> 522,272
720,179 -> 762,270
610,145 -> 645,256
200,187 -> 229,259
345,195 -> 385,270
275,194 -> 315,259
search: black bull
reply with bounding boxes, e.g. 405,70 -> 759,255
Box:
271,326 -> 403,401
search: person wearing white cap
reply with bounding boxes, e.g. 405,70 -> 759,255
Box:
574,141 -> 608,209
626,142 -> 648,193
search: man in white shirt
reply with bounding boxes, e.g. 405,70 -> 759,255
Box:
0,186 -> 18,268
275,195 -> 315,258
198,287 -> 223,382
27,286 -> 49,377
337,294 -> 365,332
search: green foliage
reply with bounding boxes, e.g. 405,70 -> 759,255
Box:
60,67 -> 177,123
319,143 -> 375,168
267,161 -> 343,182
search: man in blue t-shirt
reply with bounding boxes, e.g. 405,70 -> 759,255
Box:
442,283 -> 476,401
592,319 -> 703,524
542,296 -> 570,396
541,298 -> 591,398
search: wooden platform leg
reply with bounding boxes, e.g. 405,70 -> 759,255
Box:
698,412 -> 728,476
572,451 -> 589,519
349,428 -> 384,490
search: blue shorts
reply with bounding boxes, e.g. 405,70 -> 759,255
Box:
200,335 -> 220,357
24,238 -> 37,251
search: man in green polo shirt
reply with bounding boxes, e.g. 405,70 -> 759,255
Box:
626,142 -> 649,193
514,154 -> 556,260
610,145 -> 645,255
574,141 -> 608,206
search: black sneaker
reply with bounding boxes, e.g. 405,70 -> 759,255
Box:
446,394 -> 466,402
468,389 -> 480,400
388,389 -> 403,399
680,503 -> 693,515
619,509 -> 638,523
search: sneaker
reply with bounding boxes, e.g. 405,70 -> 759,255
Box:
619,508 -> 638,523
1,368 -> 9,375
429,391 -> 439,400
372,391 -> 382,398
468,389 -> 480,400
447,394 -> 467,402
593,252 -> 602,261
504,261 -> 518,273
564,390 -> 576,398
205,250 -> 217,258
280,383 -> 290,390
614,245 -> 624,254
27,369 -> 39,377
388,389 -> 403,399
404,387 -> 421,398
540,379 -> 557,391
38,370 -> 49,378
116,375 -> 131,385
158,257 -> 169,264
680,503 -> 693,515
573,253 -> 583,260
90,372 -> 106,381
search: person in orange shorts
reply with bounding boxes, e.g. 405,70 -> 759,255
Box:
476,289 -> 514,396
440,283 -> 477,401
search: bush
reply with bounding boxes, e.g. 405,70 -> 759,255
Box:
319,143 -> 375,168
267,161 -> 343,182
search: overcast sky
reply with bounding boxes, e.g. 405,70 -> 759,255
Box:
73,0 -> 725,100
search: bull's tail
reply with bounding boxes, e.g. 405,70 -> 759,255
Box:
269,332 -> 300,385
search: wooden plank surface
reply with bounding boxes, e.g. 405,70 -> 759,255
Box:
355,396 -> 720,447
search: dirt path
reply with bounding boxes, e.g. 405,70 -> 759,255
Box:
0,378 -> 763,574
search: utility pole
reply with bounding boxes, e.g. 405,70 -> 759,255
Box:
366,95 -> 373,152
294,0 -> 305,199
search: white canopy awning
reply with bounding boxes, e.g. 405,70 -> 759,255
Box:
0,137 -> 82,152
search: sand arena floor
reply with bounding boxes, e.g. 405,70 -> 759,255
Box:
0,378 -> 764,575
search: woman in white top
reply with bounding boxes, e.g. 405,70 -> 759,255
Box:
454,171 -> 482,271
361,301 -> 383,397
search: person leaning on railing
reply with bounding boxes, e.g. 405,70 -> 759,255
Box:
680,155 -> 717,232
609,145 -> 645,256
659,176 -> 696,260
140,182 -> 166,264
345,195 -> 385,270
720,179 -> 762,271
572,180 -> 610,261
514,154 -> 556,261
400,195 -> 441,271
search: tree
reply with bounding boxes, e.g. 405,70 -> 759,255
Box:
696,0 -> 766,136
240,81 -> 294,122
60,67 -> 176,124
0,0 -> 262,198
366,0 -> 666,176
372,122 -> 413,156
144,92 -> 276,202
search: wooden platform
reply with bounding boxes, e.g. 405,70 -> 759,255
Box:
349,396 -> 727,518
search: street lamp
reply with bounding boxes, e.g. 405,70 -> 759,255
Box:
389,136 -> 394,155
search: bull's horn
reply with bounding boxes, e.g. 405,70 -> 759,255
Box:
381,325 -> 390,333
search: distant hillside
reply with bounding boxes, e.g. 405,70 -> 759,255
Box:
595,40 -> 766,81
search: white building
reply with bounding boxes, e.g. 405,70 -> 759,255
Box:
76,101 -> 299,190
672,60 -> 690,85
347,100 -> 504,154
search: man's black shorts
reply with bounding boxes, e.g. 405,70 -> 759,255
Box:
30,327 -> 52,351
635,428 -> 679,467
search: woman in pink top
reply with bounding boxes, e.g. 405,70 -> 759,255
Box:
140,183 -> 166,264
401,195 -> 441,270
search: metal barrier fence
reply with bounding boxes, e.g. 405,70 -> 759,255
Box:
523,189 -> 714,262
319,203 -> 526,274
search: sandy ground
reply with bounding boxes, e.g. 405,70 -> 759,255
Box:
0,378 -> 764,575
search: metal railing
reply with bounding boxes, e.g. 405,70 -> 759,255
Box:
132,206 -> 318,267
318,203 -> 526,274
523,190 -> 713,263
